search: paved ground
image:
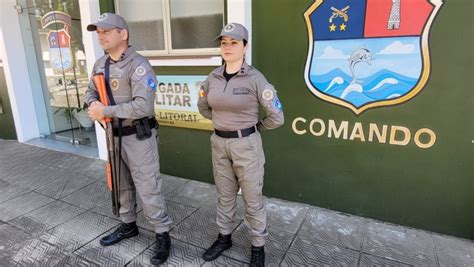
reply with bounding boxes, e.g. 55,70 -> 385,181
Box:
0,140 -> 473,266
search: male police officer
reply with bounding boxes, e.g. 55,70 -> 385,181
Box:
85,13 -> 172,265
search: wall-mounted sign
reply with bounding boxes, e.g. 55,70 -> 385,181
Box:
41,11 -> 74,73
40,11 -> 72,29
47,29 -> 74,72
155,75 -> 212,130
304,0 -> 443,115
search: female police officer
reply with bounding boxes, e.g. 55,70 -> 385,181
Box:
198,23 -> 284,266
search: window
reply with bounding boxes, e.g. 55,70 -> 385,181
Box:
115,0 -> 225,56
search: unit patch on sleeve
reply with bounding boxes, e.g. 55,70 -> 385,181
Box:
147,75 -> 157,91
262,88 -> 274,101
135,66 -> 146,76
273,96 -> 282,111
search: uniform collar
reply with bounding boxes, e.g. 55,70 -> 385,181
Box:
238,61 -> 251,75
109,46 -> 135,62
215,60 -> 251,77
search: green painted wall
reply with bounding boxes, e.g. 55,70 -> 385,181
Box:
0,67 -> 17,140
100,1 -> 473,239
250,0 -> 473,239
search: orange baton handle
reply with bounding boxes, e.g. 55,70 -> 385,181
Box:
93,73 -> 112,123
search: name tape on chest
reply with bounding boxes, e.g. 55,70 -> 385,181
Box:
233,87 -> 251,95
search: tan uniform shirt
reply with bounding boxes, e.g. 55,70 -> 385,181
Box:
84,46 -> 158,127
198,62 -> 284,131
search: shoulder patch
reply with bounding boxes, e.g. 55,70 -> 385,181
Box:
199,88 -> 206,97
262,88 -> 274,101
273,96 -> 282,111
135,66 -> 146,76
146,74 -> 157,90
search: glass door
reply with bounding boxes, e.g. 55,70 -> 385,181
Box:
25,0 -> 96,147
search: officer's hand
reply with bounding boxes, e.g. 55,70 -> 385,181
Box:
88,102 -> 105,121
89,101 -> 100,107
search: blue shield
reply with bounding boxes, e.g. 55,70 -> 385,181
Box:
304,0 -> 443,114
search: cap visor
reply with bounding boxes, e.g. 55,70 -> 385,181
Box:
87,22 -> 116,31
214,33 -> 245,42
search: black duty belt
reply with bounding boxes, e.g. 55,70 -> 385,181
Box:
214,126 -> 256,138
113,118 -> 158,136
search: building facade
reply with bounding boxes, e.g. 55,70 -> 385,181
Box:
0,0 -> 472,240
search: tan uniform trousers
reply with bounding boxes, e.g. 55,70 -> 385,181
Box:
211,131 -> 268,247
115,128 -> 172,233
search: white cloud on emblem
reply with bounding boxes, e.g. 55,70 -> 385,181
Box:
377,41 -> 415,55
317,46 -> 348,59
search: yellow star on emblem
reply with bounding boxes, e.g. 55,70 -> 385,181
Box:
340,23 -> 347,31
329,23 -> 336,32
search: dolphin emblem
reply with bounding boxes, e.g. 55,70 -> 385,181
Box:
348,48 -> 371,83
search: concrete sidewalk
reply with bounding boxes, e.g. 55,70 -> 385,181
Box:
0,140 -> 472,266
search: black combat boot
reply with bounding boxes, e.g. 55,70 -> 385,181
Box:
202,233 -> 232,261
250,245 -> 265,267
100,221 -> 139,246
151,232 -> 171,265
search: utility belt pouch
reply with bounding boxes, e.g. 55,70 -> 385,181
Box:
134,117 -> 152,140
